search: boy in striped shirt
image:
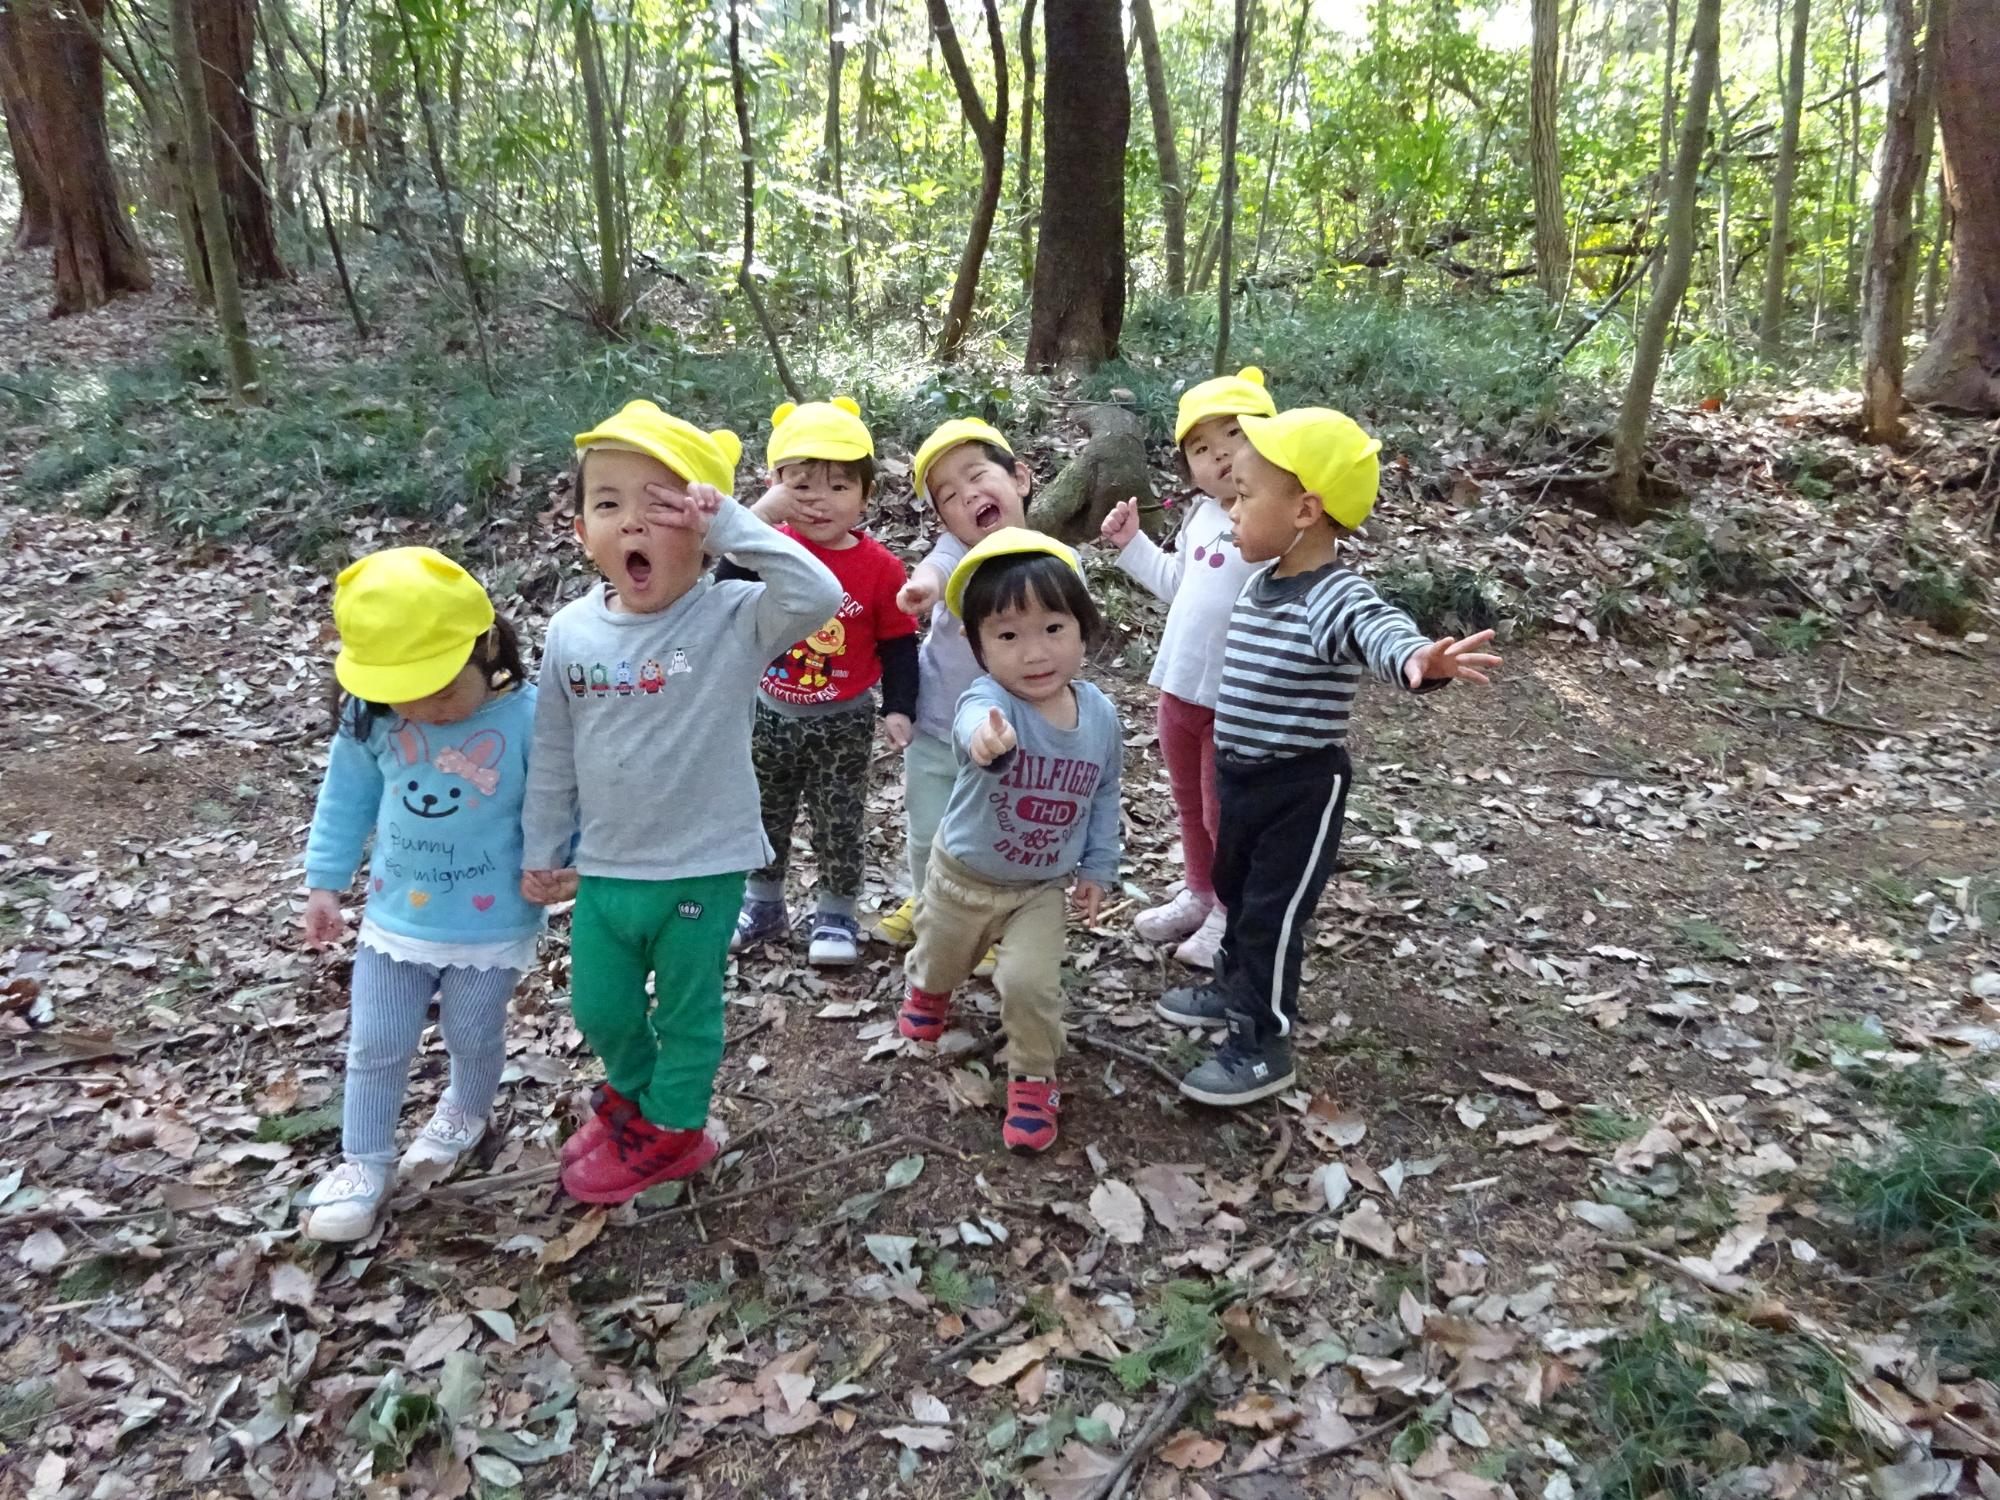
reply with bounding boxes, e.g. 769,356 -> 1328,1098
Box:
1158,408 -> 1500,1107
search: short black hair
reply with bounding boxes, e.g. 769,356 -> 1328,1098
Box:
960,553 -> 1103,668
776,454 -> 879,495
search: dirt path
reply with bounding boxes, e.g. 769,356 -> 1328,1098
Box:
1,494 -> 1997,1497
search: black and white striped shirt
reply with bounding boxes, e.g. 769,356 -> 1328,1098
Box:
1215,562 -> 1432,761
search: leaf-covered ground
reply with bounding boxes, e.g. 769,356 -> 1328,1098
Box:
2,266 -> 1998,1499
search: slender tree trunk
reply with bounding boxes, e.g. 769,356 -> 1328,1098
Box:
1529,0 -> 1567,299
926,0 -> 1007,362
1248,0 -> 1307,278
825,0 -> 855,316
1922,182 -> 1949,331
1759,0 -> 1809,357
169,0 -> 257,399
3,101 -> 52,249
1025,0 -> 1128,370
194,0 -> 285,281
1610,0 -> 1719,521
1860,0 -> 1934,442
1212,0 -> 1250,374
0,0 -> 151,315
728,0 -> 803,403
1712,67 -> 1732,338
575,0 -> 623,330
1658,0 -> 1679,193
1016,0 -> 1037,298
1130,0 -> 1184,296
1907,0 -> 2000,410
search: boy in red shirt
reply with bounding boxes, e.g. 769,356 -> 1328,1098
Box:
726,399 -> 918,965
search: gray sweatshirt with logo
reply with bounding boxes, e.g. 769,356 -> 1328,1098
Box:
521,498 -> 843,880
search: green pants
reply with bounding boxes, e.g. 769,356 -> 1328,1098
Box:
570,873 -> 744,1130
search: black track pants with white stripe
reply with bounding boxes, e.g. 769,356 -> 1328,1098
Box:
1212,744 -> 1353,1048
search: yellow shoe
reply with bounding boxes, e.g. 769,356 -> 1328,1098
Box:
873,898 -> 917,947
974,947 -> 998,978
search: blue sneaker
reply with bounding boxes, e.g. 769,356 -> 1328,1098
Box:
1178,1012 -> 1296,1108
807,912 -> 861,966
731,898 -> 789,953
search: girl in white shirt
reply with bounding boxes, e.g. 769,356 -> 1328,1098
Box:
1099,367 -> 1278,969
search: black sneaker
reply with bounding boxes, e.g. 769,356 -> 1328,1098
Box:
1178,1013 -> 1296,1107
1156,979 -> 1230,1027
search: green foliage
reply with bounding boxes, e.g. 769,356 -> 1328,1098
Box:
1834,1087 -> 2000,1249
1376,557 -> 1507,638
1109,1281 -> 1226,1394
256,1102 -> 342,1145
1763,611 -> 1832,655
1883,555 -> 1984,635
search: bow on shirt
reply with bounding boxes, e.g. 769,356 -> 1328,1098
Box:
434,746 -> 499,796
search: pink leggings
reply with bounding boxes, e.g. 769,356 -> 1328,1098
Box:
1157,691 -> 1221,904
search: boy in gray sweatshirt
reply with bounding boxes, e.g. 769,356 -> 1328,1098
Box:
521,400 -> 841,1204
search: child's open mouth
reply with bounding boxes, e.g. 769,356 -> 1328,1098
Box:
973,501 -> 1003,531
624,550 -> 653,590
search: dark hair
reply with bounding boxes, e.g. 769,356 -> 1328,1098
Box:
776,454 -> 878,496
928,442 -> 1025,507
333,613 -> 528,742
960,553 -> 1102,668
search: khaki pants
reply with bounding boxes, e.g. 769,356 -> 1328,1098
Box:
906,848 -> 1068,1078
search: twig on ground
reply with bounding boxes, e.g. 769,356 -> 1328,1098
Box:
1075,1030 -> 1184,1092
82,1319 -> 203,1416
1602,1239 -> 1752,1298
1090,1351 -> 1219,1500
724,1013 -> 776,1048
927,1316 -> 1025,1368
1239,1407 -> 1416,1478
637,1134 -> 962,1225
421,1163 -> 559,1202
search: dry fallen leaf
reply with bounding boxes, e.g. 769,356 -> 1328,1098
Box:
1089,1178 -> 1146,1245
405,1312 -> 474,1371
1160,1429 -> 1226,1470
1337,1198 -> 1398,1257
967,1332 -> 1061,1388
538,1209 -> 608,1267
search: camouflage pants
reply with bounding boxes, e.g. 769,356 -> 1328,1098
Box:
750,700 -> 875,907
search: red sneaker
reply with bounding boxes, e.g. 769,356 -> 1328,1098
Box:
561,1084 -> 638,1168
1003,1077 -> 1060,1154
561,1115 -> 718,1204
898,984 -> 954,1043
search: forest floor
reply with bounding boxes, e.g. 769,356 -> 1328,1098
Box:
1,258 -> 1998,1500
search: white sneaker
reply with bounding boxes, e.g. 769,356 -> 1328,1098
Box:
399,1098 -> 487,1178
808,913 -> 862,966
302,1159 -> 394,1243
1174,907 -> 1227,970
1135,888 -> 1213,944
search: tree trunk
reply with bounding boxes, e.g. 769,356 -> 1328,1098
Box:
1016,0 -> 1037,298
169,0 -> 257,399
1906,0 -> 2000,411
1212,0 -> 1250,375
3,99 -> 52,249
1860,0 -> 1934,442
1528,0 -> 1566,299
0,0 -> 151,315
1130,0 -> 1185,296
825,0 -> 856,316
1759,0 -> 1809,358
1609,0 -> 1719,522
1024,0 -> 1128,371
575,0 -> 624,331
728,0 -> 803,403
1248,0 -> 1308,278
193,0 -> 284,282
926,0 -> 1007,362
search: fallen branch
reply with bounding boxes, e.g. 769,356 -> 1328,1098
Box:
637,1133 -> 962,1225
82,1319 -> 204,1418
1075,1030 -> 1184,1092
1602,1239 -> 1753,1299
1233,1407 -> 1416,1479
927,1316 -> 1025,1368
1090,1351 -> 1220,1500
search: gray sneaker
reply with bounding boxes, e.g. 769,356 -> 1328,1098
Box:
1156,979 -> 1230,1027
1178,1014 -> 1296,1108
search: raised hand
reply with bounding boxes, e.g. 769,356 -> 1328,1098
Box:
645,480 -> 724,535
751,479 -> 802,527
968,705 -> 1017,766
1404,629 -> 1502,688
897,572 -> 940,618
1100,497 -> 1141,549
302,889 -> 345,950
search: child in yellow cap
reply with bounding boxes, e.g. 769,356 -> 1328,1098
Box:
1100,366 -> 1276,971
299,548 -> 569,1243
717,399 -> 919,966
897,529 -> 1122,1153
1158,408 -> 1500,1108
873,417 -> 1035,953
519,400 -> 841,1205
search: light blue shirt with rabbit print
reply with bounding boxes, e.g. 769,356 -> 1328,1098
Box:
304,685 -> 544,946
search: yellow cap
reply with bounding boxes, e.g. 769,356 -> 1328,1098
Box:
1174,365 -> 1278,445
945,527 -> 1083,618
767,397 -> 874,469
332,547 -> 495,703
575,399 -> 742,494
912,417 -> 1012,504
1239,408 -> 1384,529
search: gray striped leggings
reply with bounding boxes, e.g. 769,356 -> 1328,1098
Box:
343,947 -> 519,1165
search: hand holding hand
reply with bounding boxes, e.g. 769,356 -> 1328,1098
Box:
896,574 -> 940,618
881,712 -> 914,751
521,869 -> 576,905
1071,879 -> 1106,924
968,706 -> 1017,767
1405,629 -> 1502,689
1100,497 -> 1141,549
302,889 -> 345,950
